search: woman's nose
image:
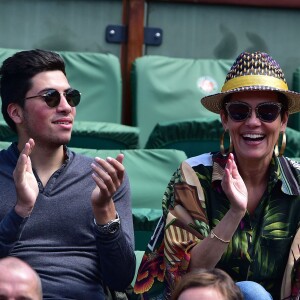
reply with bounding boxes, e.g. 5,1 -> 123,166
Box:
245,109 -> 261,125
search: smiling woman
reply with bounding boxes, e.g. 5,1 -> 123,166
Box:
220,90 -> 288,168
133,51 -> 300,300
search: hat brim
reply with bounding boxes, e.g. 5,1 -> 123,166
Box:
201,86 -> 300,115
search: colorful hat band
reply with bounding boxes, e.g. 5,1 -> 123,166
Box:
221,75 -> 289,92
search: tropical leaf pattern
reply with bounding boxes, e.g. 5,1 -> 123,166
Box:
133,153 -> 300,300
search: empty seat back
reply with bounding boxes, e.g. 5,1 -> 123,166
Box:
131,55 -> 232,146
145,117 -> 223,157
290,67 -> 300,130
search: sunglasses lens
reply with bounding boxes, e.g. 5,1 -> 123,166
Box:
257,103 -> 281,122
42,89 -> 81,107
43,90 -> 60,108
227,103 -> 250,121
66,89 -> 81,107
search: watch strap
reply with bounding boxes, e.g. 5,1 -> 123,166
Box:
94,212 -> 120,234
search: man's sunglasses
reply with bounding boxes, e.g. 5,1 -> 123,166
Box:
225,101 -> 283,123
25,88 -> 81,108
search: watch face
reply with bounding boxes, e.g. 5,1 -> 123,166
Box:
95,215 -> 120,235
108,221 -> 120,234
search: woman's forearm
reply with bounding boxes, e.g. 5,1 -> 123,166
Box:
189,208 -> 245,270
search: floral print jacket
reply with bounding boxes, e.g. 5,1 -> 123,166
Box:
134,152 -> 300,300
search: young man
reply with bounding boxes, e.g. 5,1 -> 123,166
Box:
0,49 -> 135,299
0,256 -> 43,300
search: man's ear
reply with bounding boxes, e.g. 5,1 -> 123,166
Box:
7,103 -> 23,125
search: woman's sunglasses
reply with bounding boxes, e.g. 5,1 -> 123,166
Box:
225,101 -> 283,123
25,88 -> 81,108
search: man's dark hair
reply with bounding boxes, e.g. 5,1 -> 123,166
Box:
0,49 -> 66,132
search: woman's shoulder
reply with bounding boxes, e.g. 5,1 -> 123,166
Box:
278,156 -> 300,195
185,152 -> 214,168
283,156 -> 300,173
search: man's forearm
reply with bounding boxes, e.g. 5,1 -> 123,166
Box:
0,208 -> 25,257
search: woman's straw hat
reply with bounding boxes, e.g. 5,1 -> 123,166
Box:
201,51 -> 300,114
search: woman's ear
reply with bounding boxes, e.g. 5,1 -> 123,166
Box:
280,111 -> 289,132
7,103 -> 23,125
220,109 -> 228,130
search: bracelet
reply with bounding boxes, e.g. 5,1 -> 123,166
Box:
210,230 -> 230,244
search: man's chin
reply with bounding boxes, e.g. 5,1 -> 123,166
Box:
52,137 -> 72,147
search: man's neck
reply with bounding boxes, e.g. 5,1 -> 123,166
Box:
18,140 -> 66,187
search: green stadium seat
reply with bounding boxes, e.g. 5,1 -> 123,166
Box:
69,121 -> 140,149
0,121 -> 16,142
0,141 -> 11,150
131,55 -> 233,147
0,48 -> 19,66
145,117 -> 224,158
0,120 -> 140,150
291,67 -> 300,130
60,50 -> 122,123
285,127 -> 300,158
0,47 -> 123,123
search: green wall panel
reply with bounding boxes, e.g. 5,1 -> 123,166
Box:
0,0 -> 122,56
146,2 -> 300,88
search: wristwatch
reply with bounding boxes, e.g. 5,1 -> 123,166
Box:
94,212 -> 120,235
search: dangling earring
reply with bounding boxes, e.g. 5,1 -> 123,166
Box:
220,129 -> 233,156
274,131 -> 286,157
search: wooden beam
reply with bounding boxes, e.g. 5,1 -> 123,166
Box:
121,0 -> 145,125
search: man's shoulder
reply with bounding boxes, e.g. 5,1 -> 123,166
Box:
0,143 -> 17,165
67,148 -> 94,162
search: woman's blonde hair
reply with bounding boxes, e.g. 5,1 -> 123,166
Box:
171,268 -> 243,300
